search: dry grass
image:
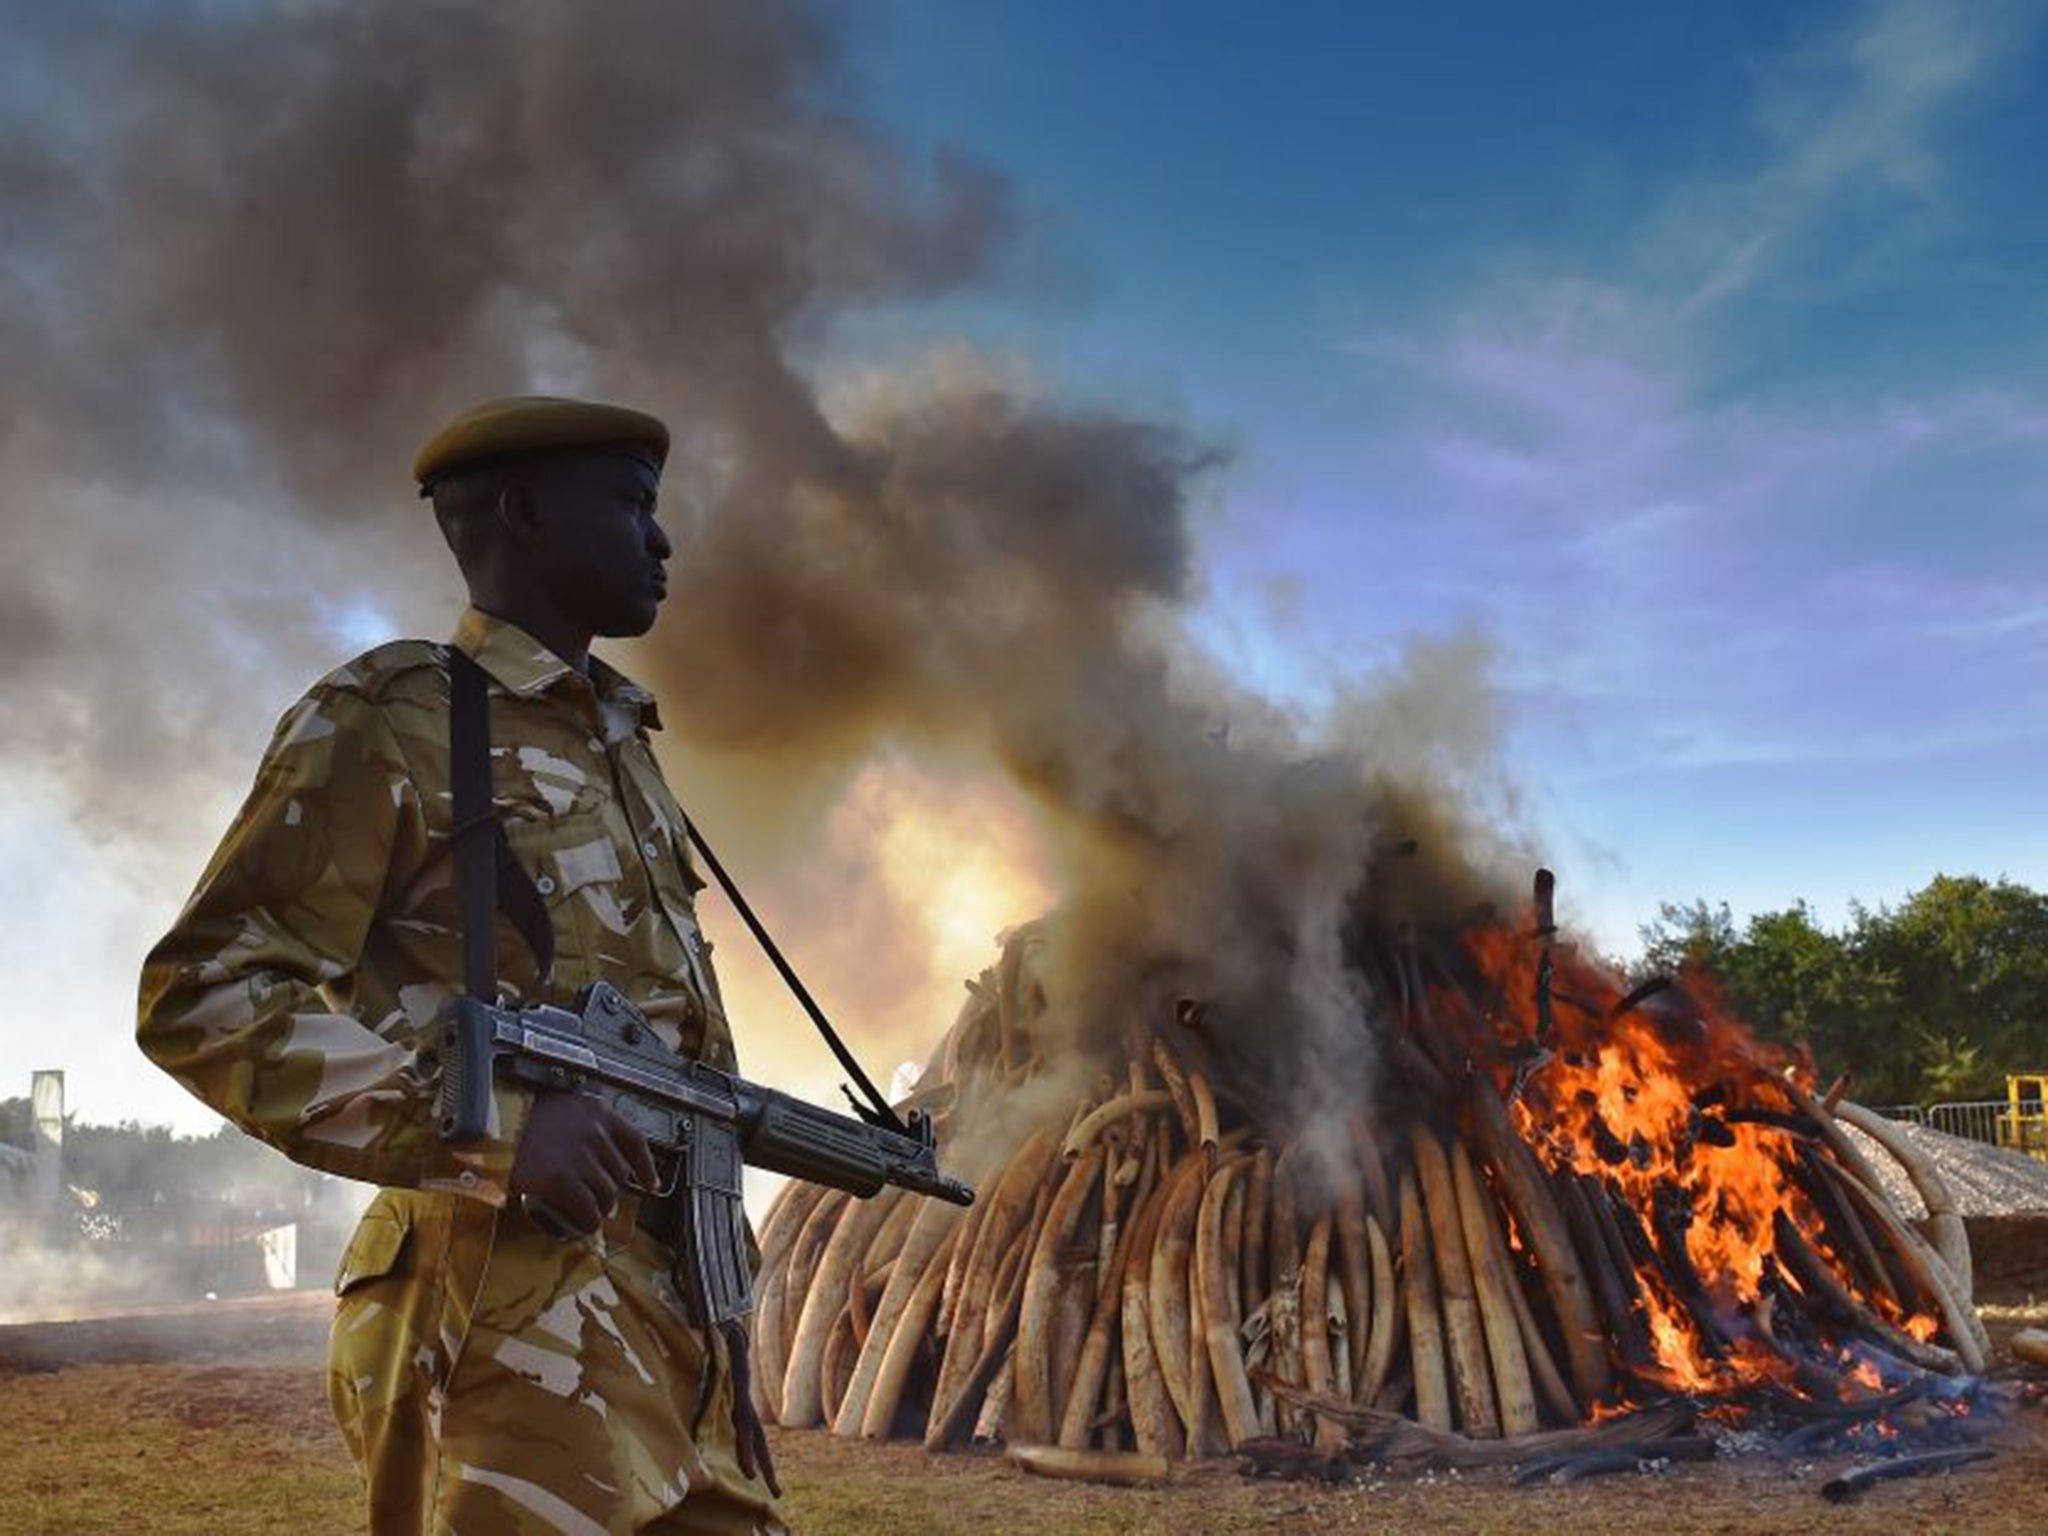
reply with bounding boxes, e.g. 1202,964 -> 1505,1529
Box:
0,1296 -> 2043,1535
0,1365 -> 358,1536
0,1359 -> 2042,1536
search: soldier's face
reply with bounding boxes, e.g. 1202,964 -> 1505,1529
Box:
531,452 -> 673,637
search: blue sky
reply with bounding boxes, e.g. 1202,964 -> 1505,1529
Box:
831,0 -> 2048,948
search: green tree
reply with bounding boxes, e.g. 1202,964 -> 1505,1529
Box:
1636,875 -> 2048,1104
1854,875 -> 2048,1100
1638,899 -> 1740,979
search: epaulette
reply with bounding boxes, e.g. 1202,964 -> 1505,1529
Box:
311,639 -> 450,702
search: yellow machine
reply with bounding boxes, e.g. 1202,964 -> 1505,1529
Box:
1999,1072 -> 2048,1162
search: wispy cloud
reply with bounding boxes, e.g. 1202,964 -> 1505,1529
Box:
1290,0 -> 2048,825
1659,0 -> 2027,313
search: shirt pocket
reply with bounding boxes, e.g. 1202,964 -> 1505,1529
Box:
501,809 -> 624,983
334,1206 -> 412,1296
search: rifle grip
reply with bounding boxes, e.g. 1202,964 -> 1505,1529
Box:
436,997 -> 500,1143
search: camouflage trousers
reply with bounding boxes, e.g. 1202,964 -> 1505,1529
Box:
327,1190 -> 785,1535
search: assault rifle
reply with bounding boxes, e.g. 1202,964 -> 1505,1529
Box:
436,979 -> 973,1328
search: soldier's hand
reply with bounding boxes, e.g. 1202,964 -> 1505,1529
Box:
720,1318 -> 782,1498
509,1091 -> 661,1235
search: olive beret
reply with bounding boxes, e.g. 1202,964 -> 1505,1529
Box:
413,395 -> 670,495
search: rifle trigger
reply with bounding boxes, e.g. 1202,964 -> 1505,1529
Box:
645,1149 -> 683,1199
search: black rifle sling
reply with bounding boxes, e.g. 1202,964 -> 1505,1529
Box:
447,646 -> 554,1000
678,815 -> 905,1136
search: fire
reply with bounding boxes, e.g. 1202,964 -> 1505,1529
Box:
758,858 -> 1984,1460
1643,1297 -> 1717,1392
1443,910 -> 1941,1396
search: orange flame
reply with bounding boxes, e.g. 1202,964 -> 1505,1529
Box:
1440,912 -> 1942,1396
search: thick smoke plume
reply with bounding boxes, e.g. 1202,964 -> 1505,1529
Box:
0,1 -> 1523,1145
0,0 -> 1008,828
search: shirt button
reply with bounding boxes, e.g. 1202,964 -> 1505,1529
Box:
643,838 -> 661,859
535,875 -> 557,896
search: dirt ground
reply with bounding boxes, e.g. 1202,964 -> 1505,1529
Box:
1,1292 -> 2043,1536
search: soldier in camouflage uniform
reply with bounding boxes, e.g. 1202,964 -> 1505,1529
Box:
138,397 -> 785,1534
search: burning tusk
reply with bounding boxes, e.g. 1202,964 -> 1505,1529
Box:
1062,1090 -> 1175,1160
1184,1207 -> 1225,1456
1058,1152 -> 1155,1448
1832,1100 -> 1972,1305
1358,1209 -> 1403,1408
1451,1138 -> 1539,1436
987,1188 -> 1050,1350
1399,1161 -> 1453,1433
1119,1176 -> 1184,1459
1146,1152 -> 1210,1436
1190,1070 -> 1220,1154
1768,1209 -> 1959,1376
1298,1214 -> 1346,1451
1412,1125 -> 1500,1438
1014,1144 -> 1106,1444
857,1220 -> 963,1440
770,1186 -> 852,1422
1350,1116 -> 1395,1233
927,1125 -> 1059,1443
837,1194 -> 966,1435
931,1176 -> 1055,1451
1007,1444 -> 1170,1486
1196,1153 -> 1259,1448
1333,1184 -> 1373,1388
1491,1193 -> 1577,1424
972,1347 -> 1016,1445
936,1186 -> 991,1343
1468,1078 -> 1611,1403
1219,1169 -> 1245,1327
1831,1163 -> 1989,1374
1267,1149 -> 1304,1439
750,1177 -> 831,1425
1151,1037 -> 1201,1154
859,1186 -> 918,1275
781,1186 -> 896,1428
820,1305 -> 858,1428
1238,1146 -> 1273,1323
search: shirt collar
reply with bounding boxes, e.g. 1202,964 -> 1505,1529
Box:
451,606 -> 663,731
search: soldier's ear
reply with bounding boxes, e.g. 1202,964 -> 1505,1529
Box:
492,475 -> 548,550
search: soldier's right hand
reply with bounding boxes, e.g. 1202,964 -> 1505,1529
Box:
509,1092 -> 662,1235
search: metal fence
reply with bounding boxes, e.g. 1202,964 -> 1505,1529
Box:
1865,1098 -> 2048,1161
1925,1101 -> 2008,1148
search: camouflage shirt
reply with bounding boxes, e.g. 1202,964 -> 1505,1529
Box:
138,606 -> 738,1207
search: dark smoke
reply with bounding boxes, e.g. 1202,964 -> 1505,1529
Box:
0,0 -> 1011,831
0,1 -> 1522,1124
